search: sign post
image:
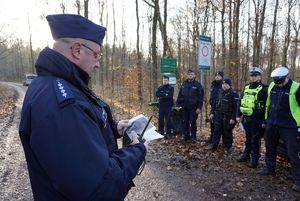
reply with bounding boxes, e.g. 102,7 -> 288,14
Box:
198,35 -> 212,130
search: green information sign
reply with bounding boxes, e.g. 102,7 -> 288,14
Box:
160,57 -> 177,73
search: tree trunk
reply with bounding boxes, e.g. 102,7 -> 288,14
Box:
221,0 -> 226,70
84,0 -> 89,18
267,0 -> 279,83
136,0 -> 143,102
111,0 -> 116,96
152,0 -> 159,95
291,20 -> 300,78
27,15 -> 34,73
252,0 -> 267,66
281,0 -> 296,66
105,0 -> 109,96
75,0 -> 81,15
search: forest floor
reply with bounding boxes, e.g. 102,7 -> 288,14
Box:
0,83 -> 300,201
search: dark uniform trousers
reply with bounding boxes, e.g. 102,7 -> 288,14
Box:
243,115 -> 264,162
182,108 -> 198,140
158,107 -> 172,135
265,125 -> 300,184
212,113 -> 234,148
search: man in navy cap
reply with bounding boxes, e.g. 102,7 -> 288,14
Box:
208,70 -> 224,143
176,69 -> 204,144
208,78 -> 239,152
236,67 -> 267,168
19,14 -> 147,201
257,66 -> 300,192
156,75 -> 174,138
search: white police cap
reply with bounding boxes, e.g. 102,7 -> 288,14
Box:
271,66 -> 289,79
249,67 -> 263,75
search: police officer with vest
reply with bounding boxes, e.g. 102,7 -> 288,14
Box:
176,69 -> 204,144
156,75 -> 174,138
208,78 -> 239,151
236,67 -> 267,168
208,71 -> 224,143
19,14 -> 147,201
257,66 -> 300,192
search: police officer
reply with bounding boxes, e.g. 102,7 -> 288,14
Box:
208,78 -> 239,151
156,75 -> 174,138
257,66 -> 300,192
236,67 -> 267,168
19,14 -> 147,201
176,69 -> 204,144
209,71 -> 224,142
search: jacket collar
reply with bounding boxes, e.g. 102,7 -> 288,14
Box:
35,47 -> 90,87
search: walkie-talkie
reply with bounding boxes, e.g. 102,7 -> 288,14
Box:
138,115 -> 153,143
122,116 -> 152,147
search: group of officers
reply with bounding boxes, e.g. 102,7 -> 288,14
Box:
156,66 -> 300,192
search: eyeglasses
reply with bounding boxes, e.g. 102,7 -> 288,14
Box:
81,43 -> 102,59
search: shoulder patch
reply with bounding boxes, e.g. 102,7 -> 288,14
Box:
53,79 -> 74,105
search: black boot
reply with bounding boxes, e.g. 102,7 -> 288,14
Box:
257,167 -> 275,175
236,153 -> 250,162
248,160 -> 258,168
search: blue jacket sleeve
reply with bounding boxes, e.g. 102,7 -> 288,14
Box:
155,86 -> 165,98
231,91 -> 239,120
30,102 -> 146,201
176,86 -> 184,107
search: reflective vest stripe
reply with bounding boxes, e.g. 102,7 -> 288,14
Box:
290,82 -> 300,126
265,81 -> 300,126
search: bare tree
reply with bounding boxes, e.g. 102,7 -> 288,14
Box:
27,14 -> 34,73
252,0 -> 267,66
111,0 -> 116,96
136,0 -> 143,102
75,0 -> 81,15
84,0 -> 89,18
143,0 -> 159,94
290,11 -> 300,78
266,0 -> 279,82
281,0 -> 296,66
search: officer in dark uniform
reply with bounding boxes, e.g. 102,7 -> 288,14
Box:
257,66 -> 300,192
156,75 -> 174,138
208,78 -> 238,151
209,71 -> 224,142
176,69 -> 204,144
19,14 -> 147,201
236,67 -> 267,168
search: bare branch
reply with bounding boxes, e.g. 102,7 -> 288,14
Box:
142,0 -> 155,8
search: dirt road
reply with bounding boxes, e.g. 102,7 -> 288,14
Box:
0,83 -> 33,201
1,83 -> 300,201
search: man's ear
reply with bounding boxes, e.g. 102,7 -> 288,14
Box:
70,42 -> 81,59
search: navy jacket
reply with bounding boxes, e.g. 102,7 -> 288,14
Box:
176,79 -> 204,110
209,80 -> 222,114
212,88 -> 239,120
19,48 -> 146,201
155,84 -> 174,108
266,79 -> 300,128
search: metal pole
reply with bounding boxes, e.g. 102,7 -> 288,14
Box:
200,70 -> 204,131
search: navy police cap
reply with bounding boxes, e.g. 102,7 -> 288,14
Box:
187,69 -> 194,73
46,14 -> 106,46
